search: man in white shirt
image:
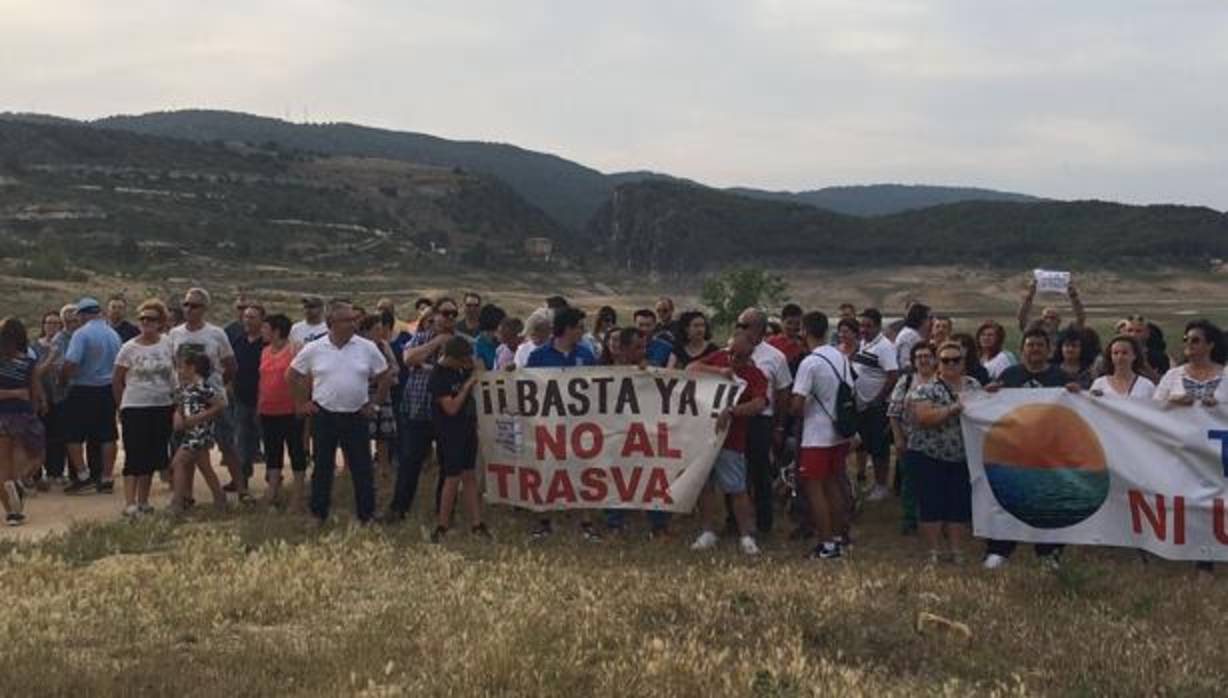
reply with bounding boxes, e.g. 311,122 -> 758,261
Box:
852,308 -> 899,503
737,307 -> 794,534
288,300 -> 390,523
290,295 -> 329,347
792,311 -> 853,560
894,302 -> 932,370
168,287 -> 245,498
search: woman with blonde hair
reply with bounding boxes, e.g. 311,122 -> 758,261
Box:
112,299 -> 176,517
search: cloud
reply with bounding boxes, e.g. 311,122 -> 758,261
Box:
2,0 -> 1226,208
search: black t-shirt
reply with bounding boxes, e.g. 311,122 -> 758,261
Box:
998,363 -> 1067,388
112,320 -> 139,343
230,333 -> 265,406
427,365 -> 477,445
671,342 -> 718,370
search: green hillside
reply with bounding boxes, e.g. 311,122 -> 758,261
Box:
728,183 -> 1042,216
589,180 -> 1228,272
93,110 -> 610,231
0,119 -> 565,277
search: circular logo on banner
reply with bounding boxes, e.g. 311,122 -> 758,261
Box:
982,403 -> 1110,529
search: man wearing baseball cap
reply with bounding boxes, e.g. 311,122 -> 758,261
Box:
290,295 -> 328,347
61,296 -> 122,494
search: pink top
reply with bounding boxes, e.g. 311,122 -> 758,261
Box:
258,344 -> 296,416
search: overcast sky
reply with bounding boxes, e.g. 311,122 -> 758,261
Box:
4,1 -> 1227,209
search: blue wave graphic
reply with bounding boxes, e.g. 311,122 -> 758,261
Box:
985,463 -> 1110,529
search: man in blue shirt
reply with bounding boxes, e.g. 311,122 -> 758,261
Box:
61,297 -> 122,494
527,307 -> 598,541
527,307 -> 597,368
634,309 -> 673,368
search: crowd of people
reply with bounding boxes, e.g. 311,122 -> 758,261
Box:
0,278 -> 1219,574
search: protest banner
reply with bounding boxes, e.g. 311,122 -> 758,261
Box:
1032,269 -> 1071,294
962,389 -> 1228,561
476,367 -> 741,512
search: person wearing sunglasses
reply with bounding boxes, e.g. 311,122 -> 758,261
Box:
909,341 -> 982,565
167,288 -> 245,501
1153,320 -> 1228,407
386,297 -> 459,523
111,299 -> 176,517
1154,319 -> 1227,580
290,295 -> 328,347
888,342 -> 939,535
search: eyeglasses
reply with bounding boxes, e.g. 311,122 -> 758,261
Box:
438,309 -> 458,318
939,356 -> 964,365
182,302 -> 204,309
138,316 -> 160,324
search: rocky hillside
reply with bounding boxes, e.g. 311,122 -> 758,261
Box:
0,119 -> 565,277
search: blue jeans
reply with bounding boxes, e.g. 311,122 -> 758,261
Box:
232,401 -> 261,480
309,408 -> 375,522
390,416 -> 441,516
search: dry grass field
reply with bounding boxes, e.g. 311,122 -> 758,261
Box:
2,265 -> 1228,696
1,471 -> 1227,697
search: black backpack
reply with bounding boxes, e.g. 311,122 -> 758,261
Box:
814,353 -> 860,439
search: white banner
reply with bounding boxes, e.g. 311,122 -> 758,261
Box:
476,367 -> 741,512
1033,268 -> 1071,294
962,389 -> 1228,561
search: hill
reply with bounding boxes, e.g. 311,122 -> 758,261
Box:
91,110 -> 610,231
590,180 -> 1228,272
728,183 -> 1042,216
0,119 -> 566,277
80,110 -> 1046,226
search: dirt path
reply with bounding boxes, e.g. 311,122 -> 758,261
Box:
0,471 -> 274,542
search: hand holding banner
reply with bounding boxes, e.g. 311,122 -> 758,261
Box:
1033,269 -> 1071,295
477,367 -> 742,512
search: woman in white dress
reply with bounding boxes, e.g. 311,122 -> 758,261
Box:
1090,336 -> 1155,399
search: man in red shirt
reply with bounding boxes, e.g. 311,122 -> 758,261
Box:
687,331 -> 769,555
768,303 -> 805,375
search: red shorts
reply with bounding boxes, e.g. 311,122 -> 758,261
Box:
797,444 -> 850,481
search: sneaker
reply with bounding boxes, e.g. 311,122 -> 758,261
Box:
808,542 -> 842,560
471,523 -> 492,540
739,535 -> 761,556
866,485 -> 891,503
580,522 -> 603,542
429,525 -> 447,544
122,504 -> 140,518
222,481 -> 239,493
5,512 -> 26,527
137,503 -> 156,515
529,520 -> 553,541
834,533 -> 853,550
926,549 -> 942,566
691,530 -> 719,551
96,480 -> 115,495
64,479 -> 94,495
983,553 -> 1009,570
